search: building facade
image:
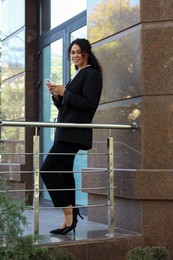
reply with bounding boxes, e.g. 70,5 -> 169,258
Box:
1,0 -> 173,257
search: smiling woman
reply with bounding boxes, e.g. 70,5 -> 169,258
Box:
40,38 -> 103,235
70,44 -> 89,70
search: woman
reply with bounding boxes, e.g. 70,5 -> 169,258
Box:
40,38 -> 102,235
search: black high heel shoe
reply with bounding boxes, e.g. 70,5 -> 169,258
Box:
61,208 -> 83,235
50,226 -> 67,234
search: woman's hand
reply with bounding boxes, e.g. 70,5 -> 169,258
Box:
47,83 -> 65,97
47,83 -> 54,94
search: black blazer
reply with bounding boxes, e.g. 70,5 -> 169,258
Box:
53,66 -> 102,150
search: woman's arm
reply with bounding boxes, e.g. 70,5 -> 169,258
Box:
47,82 -> 65,97
47,82 -> 65,108
62,70 -> 102,112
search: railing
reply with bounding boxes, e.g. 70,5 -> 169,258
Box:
0,120 -> 137,238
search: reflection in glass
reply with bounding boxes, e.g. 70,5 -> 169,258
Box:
88,0 -> 140,43
97,30 -> 141,102
41,0 -> 87,33
1,0 -> 25,39
1,74 -> 25,120
0,127 -> 25,164
1,30 -> 25,81
43,39 -> 63,129
129,0 -> 140,7
71,26 -> 87,42
1,74 -> 25,164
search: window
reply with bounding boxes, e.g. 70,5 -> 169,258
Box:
41,0 -> 86,34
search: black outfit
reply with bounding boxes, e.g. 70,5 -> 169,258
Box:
40,66 -> 102,207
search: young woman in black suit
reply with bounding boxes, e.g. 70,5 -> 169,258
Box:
40,38 -> 102,235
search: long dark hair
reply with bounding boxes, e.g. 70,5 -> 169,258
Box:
68,38 -> 102,76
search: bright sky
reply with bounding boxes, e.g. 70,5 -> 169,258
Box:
51,0 -> 86,28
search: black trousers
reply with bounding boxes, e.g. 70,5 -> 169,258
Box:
40,141 -> 80,207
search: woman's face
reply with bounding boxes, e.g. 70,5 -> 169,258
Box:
70,44 -> 88,69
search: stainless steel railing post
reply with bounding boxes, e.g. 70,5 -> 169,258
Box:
0,120 -> 136,236
33,127 -> 40,235
107,137 -> 115,237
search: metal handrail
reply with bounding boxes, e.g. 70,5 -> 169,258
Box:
0,187 -> 110,193
0,120 -> 137,130
0,120 -> 137,237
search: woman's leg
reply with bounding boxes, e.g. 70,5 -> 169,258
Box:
40,141 -> 80,208
40,141 -> 80,230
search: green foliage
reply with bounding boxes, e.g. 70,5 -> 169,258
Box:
0,177 -> 75,259
30,247 -> 75,260
0,235 -> 48,260
0,177 -> 28,247
0,234 -> 75,260
126,246 -> 170,260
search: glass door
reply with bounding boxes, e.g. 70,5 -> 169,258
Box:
42,39 -> 63,147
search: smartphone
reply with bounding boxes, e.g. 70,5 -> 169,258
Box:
46,79 -> 54,85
